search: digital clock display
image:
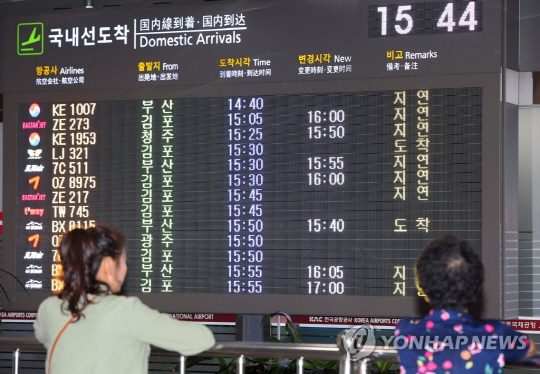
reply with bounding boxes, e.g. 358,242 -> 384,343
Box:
368,1 -> 483,37
2,0 -> 509,317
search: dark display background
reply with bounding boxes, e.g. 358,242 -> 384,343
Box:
3,0 -> 510,318
16,88 -> 482,296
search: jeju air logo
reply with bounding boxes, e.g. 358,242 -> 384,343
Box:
29,132 -> 41,147
29,103 -> 41,118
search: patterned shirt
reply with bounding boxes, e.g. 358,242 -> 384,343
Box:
395,309 -> 530,374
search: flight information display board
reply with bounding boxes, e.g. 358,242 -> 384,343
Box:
2,0 -> 509,317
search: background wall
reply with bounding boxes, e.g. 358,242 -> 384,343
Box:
519,107 -> 540,317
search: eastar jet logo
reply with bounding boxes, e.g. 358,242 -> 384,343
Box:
22,193 -> 46,201
22,120 -> 46,129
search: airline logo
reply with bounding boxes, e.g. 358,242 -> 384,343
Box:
24,251 -> 43,259
25,280 -> 43,290
27,149 -> 43,160
22,193 -> 46,201
22,120 -> 46,129
28,176 -> 40,189
24,164 -> 44,172
25,265 -> 43,274
28,233 -> 40,247
26,221 -> 43,231
18,24 -> 44,56
28,103 -> 41,118
24,207 -> 44,216
29,132 -> 41,147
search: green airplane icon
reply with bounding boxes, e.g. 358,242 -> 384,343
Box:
21,27 -> 41,51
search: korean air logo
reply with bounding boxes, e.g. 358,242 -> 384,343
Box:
29,132 -> 40,147
29,103 -> 41,117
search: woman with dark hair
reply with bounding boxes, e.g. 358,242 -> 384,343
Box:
34,225 -> 215,374
395,235 -> 536,373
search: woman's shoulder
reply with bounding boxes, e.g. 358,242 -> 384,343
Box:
38,295 -> 64,311
38,294 -> 154,319
36,295 -> 71,322
395,317 -> 422,334
95,294 -> 151,313
480,318 -> 523,334
97,293 -> 143,306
